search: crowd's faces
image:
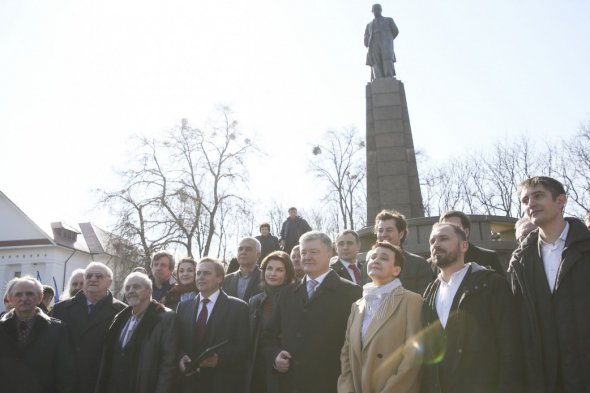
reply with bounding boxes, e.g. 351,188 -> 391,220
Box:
440,216 -> 470,237
290,246 -> 304,281
151,256 -> 172,285
264,259 -> 287,287
519,184 -> 565,228
125,277 -> 152,308
84,267 -> 112,296
237,239 -> 260,268
69,272 -> 84,297
177,262 -> 196,286
3,297 -> 12,312
9,281 -> 42,319
367,246 -> 401,286
429,225 -> 467,269
196,262 -> 223,297
584,215 -> 590,230
336,233 -> 360,262
260,227 -> 270,236
288,209 -> 297,220
376,219 -> 403,246
301,239 -> 331,279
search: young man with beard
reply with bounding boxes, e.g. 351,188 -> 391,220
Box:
420,223 -> 522,393
510,176 -> 590,393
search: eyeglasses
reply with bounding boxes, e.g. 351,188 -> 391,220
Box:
85,273 -> 105,280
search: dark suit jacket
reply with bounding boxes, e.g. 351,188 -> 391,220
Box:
51,291 -> 126,393
0,308 -> 75,393
399,250 -> 434,296
262,270 -> 362,393
465,243 -> 505,276
177,290 -> 250,393
222,265 -> 263,302
330,259 -> 370,285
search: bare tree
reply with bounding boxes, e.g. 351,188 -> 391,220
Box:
310,127 -> 366,230
560,122 -> 590,214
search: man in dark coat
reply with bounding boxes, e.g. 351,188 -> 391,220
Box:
222,237 -> 263,302
51,262 -> 126,393
439,210 -> 505,276
0,276 -> 75,393
374,209 -> 434,294
256,222 -> 280,263
95,271 -> 179,393
263,231 -> 362,393
330,229 -> 370,285
279,207 -> 312,254
178,258 -> 250,393
509,176 -> 590,393
421,223 -> 522,393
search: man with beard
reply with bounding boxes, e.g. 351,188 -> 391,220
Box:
51,262 -> 126,393
420,223 -> 522,393
95,272 -> 179,393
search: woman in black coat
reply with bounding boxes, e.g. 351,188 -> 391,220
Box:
247,251 -> 295,393
162,257 -> 198,310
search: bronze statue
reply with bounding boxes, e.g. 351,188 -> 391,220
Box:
364,4 -> 399,79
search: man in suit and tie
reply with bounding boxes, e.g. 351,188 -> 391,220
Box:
331,230 -> 369,285
222,237 -> 263,302
51,262 -> 126,393
178,258 -> 250,393
263,231 -> 362,393
374,210 -> 434,295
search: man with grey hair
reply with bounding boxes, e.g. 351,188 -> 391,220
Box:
51,262 -> 126,393
222,237 -> 263,301
263,231 -> 362,393
150,251 -> 177,302
95,272 -> 179,393
0,276 -> 75,393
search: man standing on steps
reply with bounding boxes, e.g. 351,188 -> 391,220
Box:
279,207 -> 312,254
222,237 -> 263,302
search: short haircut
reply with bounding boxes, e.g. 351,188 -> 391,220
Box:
198,257 -> 226,281
259,222 -> 271,231
300,231 -> 332,251
336,230 -> 360,244
239,237 -> 262,253
7,276 -> 43,297
372,241 -> 406,269
439,210 -> 471,231
42,285 -> 55,299
288,207 -> 297,213
260,251 -> 295,285
124,272 -> 152,290
432,222 -> 468,241
374,209 -> 408,244
151,251 -> 176,271
85,262 -> 113,279
176,257 -> 197,276
518,176 -> 566,200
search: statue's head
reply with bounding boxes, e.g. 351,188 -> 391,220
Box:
372,4 -> 382,17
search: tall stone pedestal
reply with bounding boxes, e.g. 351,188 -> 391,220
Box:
366,78 -> 424,225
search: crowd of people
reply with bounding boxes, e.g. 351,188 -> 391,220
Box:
0,176 -> 589,393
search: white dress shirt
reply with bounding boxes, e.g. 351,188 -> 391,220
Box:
339,259 -> 360,284
196,289 -> 220,323
305,270 -> 331,288
540,221 -> 569,292
435,263 -> 470,329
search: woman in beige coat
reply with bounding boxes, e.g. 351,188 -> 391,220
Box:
338,241 -> 423,393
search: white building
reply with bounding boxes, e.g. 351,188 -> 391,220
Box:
0,190 -> 139,310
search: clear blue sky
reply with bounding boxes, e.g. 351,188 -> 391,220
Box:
1,0 -> 589,232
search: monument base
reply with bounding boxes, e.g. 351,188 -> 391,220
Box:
366,78 -> 423,225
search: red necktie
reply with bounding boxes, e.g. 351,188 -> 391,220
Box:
349,263 -> 362,284
195,298 -> 210,342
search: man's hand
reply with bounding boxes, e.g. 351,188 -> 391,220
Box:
179,355 -> 192,373
274,350 -> 291,373
199,352 -> 219,368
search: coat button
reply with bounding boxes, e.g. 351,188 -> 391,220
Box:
377,353 -> 383,358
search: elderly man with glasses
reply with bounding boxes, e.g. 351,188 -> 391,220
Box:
51,262 -> 126,393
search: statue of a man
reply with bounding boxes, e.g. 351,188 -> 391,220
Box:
364,4 -> 399,79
